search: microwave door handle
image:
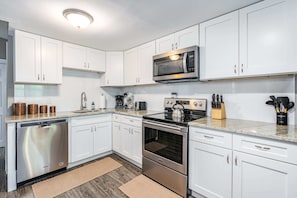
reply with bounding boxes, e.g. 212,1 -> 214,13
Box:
182,52 -> 188,73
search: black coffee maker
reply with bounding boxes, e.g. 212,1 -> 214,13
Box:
115,95 -> 124,109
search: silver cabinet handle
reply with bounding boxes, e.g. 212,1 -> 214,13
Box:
43,74 -> 45,81
241,64 -> 244,73
38,74 -> 40,80
172,44 -> 174,50
234,65 -> 237,74
175,42 -> 178,49
235,156 -> 238,166
227,155 -> 229,164
255,145 -> 271,151
204,135 -> 214,139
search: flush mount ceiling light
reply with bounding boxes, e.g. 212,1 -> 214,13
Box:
63,8 -> 94,29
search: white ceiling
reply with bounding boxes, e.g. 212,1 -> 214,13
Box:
0,0 -> 260,51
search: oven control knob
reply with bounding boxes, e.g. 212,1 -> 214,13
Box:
193,102 -> 198,106
198,102 -> 203,107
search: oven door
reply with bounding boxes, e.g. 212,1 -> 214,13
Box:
142,120 -> 188,174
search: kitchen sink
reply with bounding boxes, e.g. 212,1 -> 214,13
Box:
73,109 -> 92,113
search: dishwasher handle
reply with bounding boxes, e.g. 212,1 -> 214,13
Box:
18,119 -> 67,128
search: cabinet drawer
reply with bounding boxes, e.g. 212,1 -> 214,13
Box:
233,134 -> 297,165
113,114 -> 142,127
189,127 -> 232,149
71,114 -> 111,127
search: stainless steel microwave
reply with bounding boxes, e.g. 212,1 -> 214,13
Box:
153,46 -> 199,83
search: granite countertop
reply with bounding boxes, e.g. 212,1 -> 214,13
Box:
5,109 -> 160,123
189,117 -> 297,144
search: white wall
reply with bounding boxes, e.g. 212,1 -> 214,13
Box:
123,76 -> 296,125
11,69 -> 120,114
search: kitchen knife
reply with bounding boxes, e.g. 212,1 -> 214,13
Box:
216,94 -> 221,109
212,94 -> 216,108
220,95 -> 224,103
265,100 -> 274,105
287,102 -> 295,111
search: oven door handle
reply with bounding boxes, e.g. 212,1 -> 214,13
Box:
143,120 -> 186,134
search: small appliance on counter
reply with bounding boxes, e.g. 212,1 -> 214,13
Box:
115,95 -> 124,109
135,101 -> 147,111
123,92 -> 134,109
211,93 -> 226,120
266,96 -> 295,125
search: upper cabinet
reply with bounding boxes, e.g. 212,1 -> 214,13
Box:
200,0 -> 297,80
156,25 -> 199,54
63,42 -> 105,72
104,52 -> 124,86
200,11 -> 239,80
124,41 -> 156,86
14,30 -> 62,84
239,0 -> 297,76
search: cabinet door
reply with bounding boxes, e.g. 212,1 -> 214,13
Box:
41,37 -> 62,84
0,63 -> 5,147
131,126 -> 142,165
124,47 -> 138,85
138,41 -> 156,85
14,30 -> 41,83
105,52 -> 124,86
156,34 -> 175,54
200,11 -> 239,80
62,42 -> 86,70
233,151 -> 297,198
87,48 -> 105,72
93,122 -> 112,155
71,125 -> 93,162
239,0 -> 297,76
120,124 -> 132,158
189,141 -> 232,198
175,25 -> 199,50
112,122 -> 121,152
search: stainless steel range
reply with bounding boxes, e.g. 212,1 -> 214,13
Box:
142,98 -> 207,197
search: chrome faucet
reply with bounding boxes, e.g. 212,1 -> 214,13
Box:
81,92 -> 87,110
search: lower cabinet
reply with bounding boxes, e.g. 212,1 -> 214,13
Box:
70,114 -> 112,163
112,114 -> 142,166
189,127 -> 297,198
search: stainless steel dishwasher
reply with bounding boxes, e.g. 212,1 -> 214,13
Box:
17,119 -> 68,183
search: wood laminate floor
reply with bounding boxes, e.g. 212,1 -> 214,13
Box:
0,152 -> 142,198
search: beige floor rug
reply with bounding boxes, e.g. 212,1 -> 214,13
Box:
119,174 -> 182,198
32,157 -> 122,198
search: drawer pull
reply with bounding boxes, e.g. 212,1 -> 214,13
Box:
204,135 -> 214,139
227,155 -> 229,164
255,145 -> 271,151
235,156 -> 238,166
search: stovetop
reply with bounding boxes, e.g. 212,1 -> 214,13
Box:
143,112 -> 205,127
143,98 -> 207,126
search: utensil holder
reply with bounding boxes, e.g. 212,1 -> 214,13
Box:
40,105 -> 48,114
211,103 -> 226,120
277,112 -> 287,125
28,104 -> 38,114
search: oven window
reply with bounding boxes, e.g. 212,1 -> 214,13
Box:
144,127 -> 183,164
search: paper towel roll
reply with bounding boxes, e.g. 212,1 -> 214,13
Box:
98,94 -> 106,109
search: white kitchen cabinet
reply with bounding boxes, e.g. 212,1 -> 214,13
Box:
189,127 -> 232,198
93,122 -> 112,155
112,114 -> 142,166
70,114 -> 112,163
124,47 -> 138,85
189,126 -> 297,198
14,30 -> 62,84
156,25 -> 199,54
104,52 -> 124,86
124,41 -> 156,85
200,0 -> 297,80
137,41 -> 156,84
239,0 -> 297,76
63,42 -> 105,72
200,11 -> 239,80
233,151 -> 297,198
72,124 -> 94,161
112,121 -> 121,152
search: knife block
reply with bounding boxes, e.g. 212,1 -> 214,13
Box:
211,103 -> 226,120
